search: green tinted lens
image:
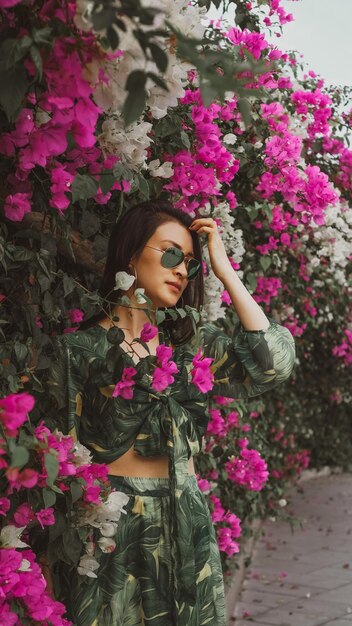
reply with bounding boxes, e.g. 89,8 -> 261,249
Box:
187,258 -> 201,279
161,247 -> 184,268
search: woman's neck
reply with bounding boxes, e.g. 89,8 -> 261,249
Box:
112,300 -> 156,340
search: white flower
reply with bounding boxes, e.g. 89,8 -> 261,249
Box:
0,526 -> 29,549
98,536 -> 116,553
100,522 -> 118,537
115,271 -> 135,291
77,554 -> 100,578
278,499 -> 287,507
19,558 -> 31,572
105,491 -> 130,521
148,159 -> 174,178
222,133 -> 238,145
134,288 -> 147,303
72,442 -> 93,466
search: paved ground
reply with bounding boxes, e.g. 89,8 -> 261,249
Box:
231,473 -> 352,626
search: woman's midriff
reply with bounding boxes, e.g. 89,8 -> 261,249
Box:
107,445 -> 195,478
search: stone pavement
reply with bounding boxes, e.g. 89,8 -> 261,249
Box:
231,473 -> 352,626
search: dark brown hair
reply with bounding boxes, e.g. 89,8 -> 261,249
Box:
97,200 -> 204,345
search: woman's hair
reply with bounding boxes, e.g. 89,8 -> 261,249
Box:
92,200 -> 204,345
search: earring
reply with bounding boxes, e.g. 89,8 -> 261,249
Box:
128,265 -> 137,283
127,265 -> 137,319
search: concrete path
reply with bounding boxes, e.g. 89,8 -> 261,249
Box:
231,473 -> 352,626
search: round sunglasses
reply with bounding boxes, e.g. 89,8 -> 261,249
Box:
145,245 -> 201,280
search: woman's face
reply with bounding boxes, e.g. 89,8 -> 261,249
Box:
131,221 -> 195,308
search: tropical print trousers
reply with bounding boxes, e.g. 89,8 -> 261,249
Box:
62,473 -> 226,626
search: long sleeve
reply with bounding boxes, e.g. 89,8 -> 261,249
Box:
198,317 -> 296,399
46,335 -> 83,440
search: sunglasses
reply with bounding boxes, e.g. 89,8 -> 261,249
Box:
145,245 -> 201,280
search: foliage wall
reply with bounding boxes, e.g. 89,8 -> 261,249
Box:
0,0 -> 351,619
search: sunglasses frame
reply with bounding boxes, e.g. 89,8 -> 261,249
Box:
145,245 -> 201,280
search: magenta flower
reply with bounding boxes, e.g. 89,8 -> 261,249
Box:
151,344 -> 179,392
84,485 -> 102,504
0,497 -> 10,517
4,193 -> 31,222
225,447 -> 269,491
0,392 -> 35,437
190,349 -> 214,393
69,308 -> 84,323
13,503 -> 35,527
140,323 -> 158,343
112,367 -> 137,400
6,467 -> 39,492
0,0 -> 22,6
35,507 -> 55,529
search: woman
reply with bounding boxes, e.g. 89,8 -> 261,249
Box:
47,200 -> 296,626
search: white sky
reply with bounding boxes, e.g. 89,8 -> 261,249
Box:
271,0 -> 352,86
209,0 -> 352,87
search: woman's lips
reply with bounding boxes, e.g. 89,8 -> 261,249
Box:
166,282 -> 181,293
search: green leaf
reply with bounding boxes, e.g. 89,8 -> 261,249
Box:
106,327 -> 125,345
14,342 -> 29,365
70,481 -> 84,504
149,43 -> 168,72
29,45 -> 43,80
107,26 -> 119,50
63,274 -> 76,297
32,26 -> 52,45
176,307 -> 187,319
0,65 -> 30,122
0,37 -> 32,72
63,528 -> 83,566
9,445 -> 30,468
156,310 -> 166,324
238,97 -> 252,128
72,174 -> 99,203
100,172 -> 115,194
260,257 -> 272,272
122,86 -> 147,126
45,452 -> 59,487
43,487 -> 57,508
245,272 -> 257,294
154,116 -> 180,138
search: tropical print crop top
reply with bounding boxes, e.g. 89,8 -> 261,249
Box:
46,318 -> 296,479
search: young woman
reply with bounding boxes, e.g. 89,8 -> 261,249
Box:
47,200 -> 296,626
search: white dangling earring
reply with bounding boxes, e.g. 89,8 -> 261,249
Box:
128,265 -> 137,318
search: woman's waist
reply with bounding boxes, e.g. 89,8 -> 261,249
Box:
107,445 -> 195,478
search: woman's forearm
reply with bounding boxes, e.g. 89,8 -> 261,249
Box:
219,267 -> 270,331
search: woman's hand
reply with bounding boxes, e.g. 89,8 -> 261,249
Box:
189,217 -> 232,281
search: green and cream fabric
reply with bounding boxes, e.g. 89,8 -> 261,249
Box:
47,318 -> 295,626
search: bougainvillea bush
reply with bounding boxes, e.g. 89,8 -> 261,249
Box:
0,0 -> 351,606
0,391 -> 129,625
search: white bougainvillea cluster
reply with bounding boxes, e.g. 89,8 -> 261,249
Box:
76,0 -> 207,167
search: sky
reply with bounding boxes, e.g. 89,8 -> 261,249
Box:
209,0 -> 352,87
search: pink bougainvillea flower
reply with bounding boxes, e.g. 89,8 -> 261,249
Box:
190,349 -> 214,393
0,392 -> 35,437
13,503 -> 35,527
140,323 -> 158,343
151,344 -> 179,392
35,507 -> 55,529
226,446 -> 269,491
6,467 -> 39,492
0,497 -> 10,517
69,308 -> 84,324
0,0 -> 22,6
4,193 -> 32,222
112,367 -> 137,400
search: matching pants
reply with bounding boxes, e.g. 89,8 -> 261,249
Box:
62,474 -> 226,626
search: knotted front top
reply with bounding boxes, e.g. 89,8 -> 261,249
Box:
46,318 -> 296,472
